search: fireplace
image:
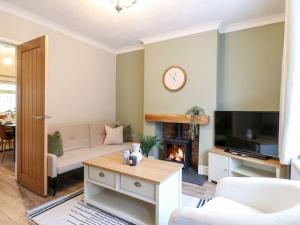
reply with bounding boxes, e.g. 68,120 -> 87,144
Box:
145,113 -> 209,182
163,123 -> 192,169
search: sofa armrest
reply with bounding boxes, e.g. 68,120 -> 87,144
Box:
169,206 -> 300,225
169,207 -> 258,225
216,177 -> 300,212
47,153 -> 58,178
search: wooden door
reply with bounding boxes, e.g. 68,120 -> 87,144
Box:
17,36 -> 48,196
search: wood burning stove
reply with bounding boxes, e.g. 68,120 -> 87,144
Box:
163,123 -> 192,169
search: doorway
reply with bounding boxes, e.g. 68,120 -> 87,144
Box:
0,42 -> 16,173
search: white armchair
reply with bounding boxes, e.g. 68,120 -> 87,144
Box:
291,158 -> 300,181
169,177 -> 300,225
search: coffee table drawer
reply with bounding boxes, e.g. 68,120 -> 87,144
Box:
120,175 -> 156,201
88,166 -> 115,187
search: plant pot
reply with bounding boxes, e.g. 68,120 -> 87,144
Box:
148,146 -> 160,159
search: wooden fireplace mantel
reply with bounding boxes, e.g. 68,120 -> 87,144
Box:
145,113 -> 209,125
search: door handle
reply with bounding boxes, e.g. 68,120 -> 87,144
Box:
32,115 -> 43,119
32,115 -> 52,120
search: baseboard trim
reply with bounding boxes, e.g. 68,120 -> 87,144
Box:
198,165 -> 208,176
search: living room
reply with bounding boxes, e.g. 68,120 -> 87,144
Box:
0,0 -> 299,224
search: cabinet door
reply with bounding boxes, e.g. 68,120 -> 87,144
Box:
209,153 -> 229,182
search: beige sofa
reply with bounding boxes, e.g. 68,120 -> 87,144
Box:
47,122 -> 131,180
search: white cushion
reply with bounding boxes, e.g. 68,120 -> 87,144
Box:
103,125 -> 123,145
89,122 -> 119,147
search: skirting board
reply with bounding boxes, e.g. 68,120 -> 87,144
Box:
198,165 -> 208,176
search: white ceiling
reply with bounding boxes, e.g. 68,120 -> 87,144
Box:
0,0 -> 285,52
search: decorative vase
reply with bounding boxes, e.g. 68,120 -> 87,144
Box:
148,146 -> 159,159
123,149 -> 130,164
246,129 -> 254,140
128,155 -> 137,166
131,143 -> 143,163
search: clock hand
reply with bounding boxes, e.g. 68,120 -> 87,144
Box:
172,74 -> 177,82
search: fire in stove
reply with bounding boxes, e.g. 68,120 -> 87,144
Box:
167,146 -> 184,162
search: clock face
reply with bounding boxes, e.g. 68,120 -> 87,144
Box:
163,66 -> 187,91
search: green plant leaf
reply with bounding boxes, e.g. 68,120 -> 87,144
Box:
139,135 -> 162,157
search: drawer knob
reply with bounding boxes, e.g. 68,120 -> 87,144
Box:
99,172 -> 105,177
134,181 -> 142,188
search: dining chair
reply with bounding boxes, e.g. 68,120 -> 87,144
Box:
0,125 -> 14,162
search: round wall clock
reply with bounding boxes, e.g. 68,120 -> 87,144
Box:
163,66 -> 187,92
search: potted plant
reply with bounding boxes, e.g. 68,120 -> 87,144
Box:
186,106 -> 207,140
139,135 -> 162,157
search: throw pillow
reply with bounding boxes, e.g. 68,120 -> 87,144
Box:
123,124 -> 133,142
48,131 -> 64,157
104,125 -> 123,145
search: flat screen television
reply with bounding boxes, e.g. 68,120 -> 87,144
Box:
214,111 -> 279,158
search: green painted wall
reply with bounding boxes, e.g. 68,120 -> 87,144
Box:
116,23 -> 284,166
144,31 -> 219,165
218,22 -> 284,110
116,50 -> 144,138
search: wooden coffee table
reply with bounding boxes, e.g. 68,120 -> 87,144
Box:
83,152 -> 183,225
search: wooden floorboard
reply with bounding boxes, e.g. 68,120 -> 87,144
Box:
0,151 -> 83,224
0,151 -> 215,224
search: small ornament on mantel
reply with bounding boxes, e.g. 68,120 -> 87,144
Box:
186,106 -> 207,140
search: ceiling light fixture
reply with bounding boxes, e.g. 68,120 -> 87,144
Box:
3,57 -> 13,65
3,46 -> 13,65
111,0 -> 137,13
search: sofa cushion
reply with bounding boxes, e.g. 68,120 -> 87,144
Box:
48,131 -> 63,157
104,125 -> 123,145
89,121 -> 119,147
56,143 -> 131,174
48,123 -> 90,152
123,124 -> 133,142
201,197 -> 262,214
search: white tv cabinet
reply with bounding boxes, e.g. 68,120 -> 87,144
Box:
208,148 -> 287,182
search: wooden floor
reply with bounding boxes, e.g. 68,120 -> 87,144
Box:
0,151 -> 215,224
183,180 -> 216,199
0,151 -> 83,224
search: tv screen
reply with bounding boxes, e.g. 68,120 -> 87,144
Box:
214,111 -> 279,157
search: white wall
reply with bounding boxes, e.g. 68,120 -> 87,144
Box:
0,9 -> 116,123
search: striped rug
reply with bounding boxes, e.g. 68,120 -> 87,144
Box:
27,190 -> 212,225
27,189 -> 133,225
197,197 -> 213,208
